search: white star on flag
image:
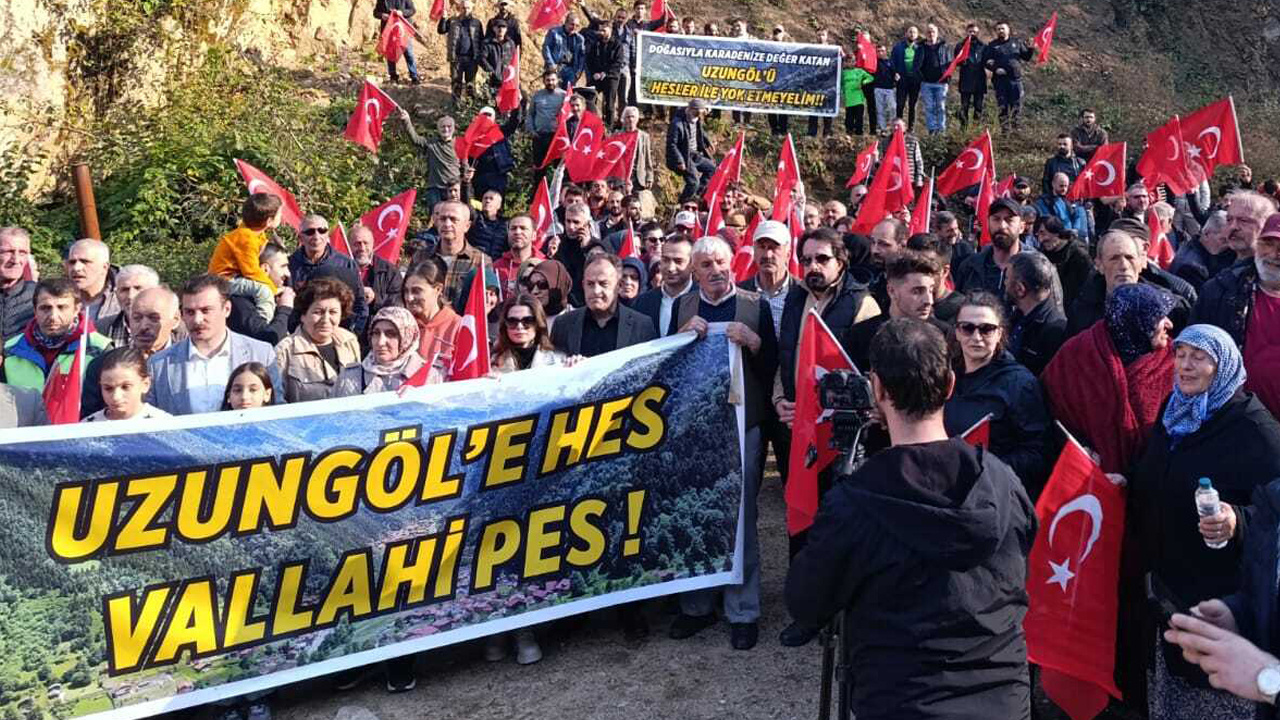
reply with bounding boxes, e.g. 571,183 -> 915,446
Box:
1047,558 -> 1076,591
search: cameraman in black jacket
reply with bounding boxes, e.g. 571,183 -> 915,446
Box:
981,22 -> 1034,131
786,318 -> 1036,720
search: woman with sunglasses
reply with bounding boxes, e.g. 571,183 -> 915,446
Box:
942,292 -> 1051,495
491,294 -> 567,372
523,259 -> 574,326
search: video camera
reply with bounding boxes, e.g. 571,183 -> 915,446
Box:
816,369 -> 876,478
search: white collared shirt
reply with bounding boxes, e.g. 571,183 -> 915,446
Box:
659,279 -> 693,337
184,333 -> 233,414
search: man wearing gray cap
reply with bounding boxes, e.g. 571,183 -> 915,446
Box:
665,98 -> 716,203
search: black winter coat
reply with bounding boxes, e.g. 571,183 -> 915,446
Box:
0,280 -> 35,343
1066,267 -> 1197,338
981,37 -> 1034,81
1041,239 -> 1092,311
362,256 -> 404,316
1133,391 -> 1280,685
1225,480 -> 1280,720
777,273 -> 872,400
1008,299 -> 1066,377
1168,238 -> 1236,292
956,38 -> 987,93
786,439 -> 1035,720
918,40 -> 953,84
373,0 -> 414,21
664,108 -> 709,172
1190,258 -> 1257,347
585,36 -> 626,79
943,351 -> 1052,495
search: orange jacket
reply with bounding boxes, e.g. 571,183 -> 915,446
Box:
208,225 -> 277,292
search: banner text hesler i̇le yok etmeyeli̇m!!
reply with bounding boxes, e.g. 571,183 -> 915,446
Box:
0,333 -> 745,720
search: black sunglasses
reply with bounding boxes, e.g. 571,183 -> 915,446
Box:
801,254 -> 834,266
957,322 -> 1000,336
301,227 -> 329,236
505,316 -> 536,329
525,280 -> 550,291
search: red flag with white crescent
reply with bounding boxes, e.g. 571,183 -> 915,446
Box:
941,35 -> 970,81
233,159 -> 304,231
359,189 -> 416,264
564,110 -> 607,182
1026,433 -> 1126,720
855,32 -> 877,74
455,113 -> 506,161
451,256 -> 492,381
377,14 -> 414,62
937,132 -> 994,195
771,134 -> 801,222
1033,11 -> 1058,64
851,126 -> 912,233
618,222 -> 640,260
1146,206 -> 1175,269
528,177 -> 555,253
908,172 -> 934,236
497,47 -> 522,114
703,131 -> 745,207
845,142 -> 878,188
528,0 -> 569,32
343,81 -> 399,153
1137,115 -> 1199,196
1179,97 -> 1244,176
589,130 -> 639,182
786,310 -> 857,534
1068,142 -> 1127,201
540,91 -> 575,168
732,213 -> 761,282
994,173 -> 1016,199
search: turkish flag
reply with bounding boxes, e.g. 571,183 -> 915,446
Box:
703,131 -> 745,207
428,0 -> 444,21
344,81 -> 398,153
650,0 -> 672,31
703,197 -> 726,239
941,36 -> 970,82
42,311 -> 89,425
540,91 -> 575,168
957,413 -> 992,450
1033,11 -> 1058,64
1146,207 -> 1175,269
732,213 -> 761,282
1180,97 -> 1244,176
976,170 -> 995,247
937,132 -> 994,195
455,113 -> 505,161
855,32 -> 877,74
233,159 -> 304,232
909,173 -> 934,236
21,255 -> 34,281
496,46 -> 523,114
377,14 -> 414,62
845,142 -> 878,188
1068,142 -> 1127,201
359,189 -> 416,264
588,130 -> 639,182
451,256 -> 492,381
1136,115 -> 1198,195
528,0 -> 569,32
786,188 -> 806,278
528,177 -> 554,253
565,110 -> 607,182
771,134 -> 801,222
994,173 -> 1016,199
330,222 -> 351,258
786,310 -> 857,534
1026,434 -> 1126,720
851,126 -> 914,233
618,222 -> 640,259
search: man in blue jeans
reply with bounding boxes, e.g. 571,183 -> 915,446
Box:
374,0 -> 420,85
917,24 -> 954,135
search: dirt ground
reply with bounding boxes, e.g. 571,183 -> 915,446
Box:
267,470 -> 826,720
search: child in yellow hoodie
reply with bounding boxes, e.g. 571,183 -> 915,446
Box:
209,193 -> 283,320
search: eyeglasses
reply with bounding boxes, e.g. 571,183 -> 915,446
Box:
525,280 -> 550,291
957,322 -> 1001,337
800,254 -> 834,266
505,316 -> 536,329
301,227 -> 329,236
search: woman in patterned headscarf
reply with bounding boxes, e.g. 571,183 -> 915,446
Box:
1132,324 -> 1280,719
334,306 -> 432,395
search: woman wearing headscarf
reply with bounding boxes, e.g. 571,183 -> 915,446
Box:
1130,325 -> 1280,719
1042,283 -> 1178,474
619,257 -> 649,305
334,307 -> 433,396
523,259 -> 573,326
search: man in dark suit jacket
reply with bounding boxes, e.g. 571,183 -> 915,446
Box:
550,254 -> 657,357
631,234 -> 694,337
228,242 -> 294,346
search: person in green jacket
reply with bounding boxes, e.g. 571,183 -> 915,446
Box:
841,56 -> 875,136
1,278 -> 110,393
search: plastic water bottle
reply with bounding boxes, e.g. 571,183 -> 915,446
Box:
1196,478 -> 1228,549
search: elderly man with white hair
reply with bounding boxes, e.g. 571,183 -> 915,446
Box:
0,227 -> 37,341
81,285 -> 186,418
669,234 -> 778,651
64,237 -> 118,329
101,264 -> 160,345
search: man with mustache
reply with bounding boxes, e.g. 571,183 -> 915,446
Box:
64,237 -> 120,330
954,197 -> 1025,297
669,235 -> 778,651
2,278 -> 111,393
0,227 -> 36,343
81,285 -> 186,418
1193,194 -> 1280,416
769,225 -> 879,647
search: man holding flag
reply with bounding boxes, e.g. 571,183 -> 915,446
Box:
373,0 -> 421,85
2,279 -> 111,412
786,317 -> 1035,720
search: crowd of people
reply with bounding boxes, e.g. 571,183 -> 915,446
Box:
5,3 -> 1280,720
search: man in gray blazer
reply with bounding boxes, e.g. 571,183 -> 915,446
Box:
0,382 -> 47,428
147,275 -> 281,415
550,253 -> 656,358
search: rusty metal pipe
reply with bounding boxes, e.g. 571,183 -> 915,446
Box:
72,163 -> 101,240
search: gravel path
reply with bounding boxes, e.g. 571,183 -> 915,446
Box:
267,472 -> 825,720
